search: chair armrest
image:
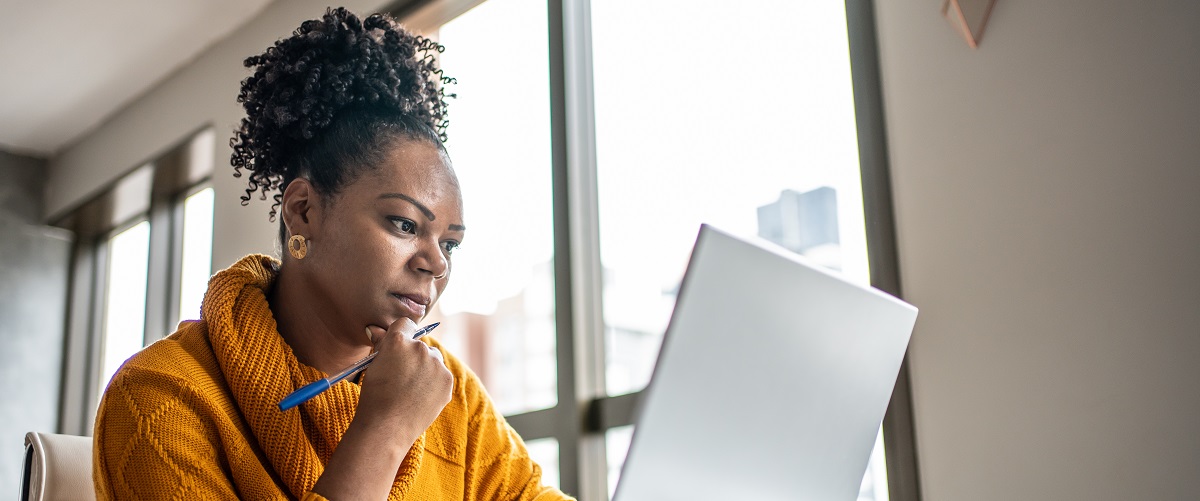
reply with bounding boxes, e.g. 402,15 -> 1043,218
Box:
22,432 -> 96,501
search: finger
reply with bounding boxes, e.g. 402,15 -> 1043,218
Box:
365,325 -> 386,345
387,317 -> 419,339
427,346 -> 445,366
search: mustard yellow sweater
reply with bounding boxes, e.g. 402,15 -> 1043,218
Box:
93,254 -> 573,500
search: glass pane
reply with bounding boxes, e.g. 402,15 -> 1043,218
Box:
524,437 -> 560,490
178,187 -> 214,322
593,0 -> 870,395
426,0 -> 557,416
605,425 -> 634,500
859,428 -> 890,501
592,0 -> 883,496
99,220 -> 151,399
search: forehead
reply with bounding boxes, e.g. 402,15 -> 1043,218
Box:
346,139 -> 462,209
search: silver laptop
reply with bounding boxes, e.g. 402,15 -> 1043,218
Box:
613,224 -> 918,501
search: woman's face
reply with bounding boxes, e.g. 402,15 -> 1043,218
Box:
299,138 -> 464,334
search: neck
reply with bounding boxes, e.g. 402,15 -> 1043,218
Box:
269,264 -> 372,376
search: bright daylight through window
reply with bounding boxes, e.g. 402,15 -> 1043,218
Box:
178,187 -> 215,323
99,221 -> 151,401
95,184 -> 215,406
431,0 -> 558,419
588,1 -> 888,499
415,0 -> 892,498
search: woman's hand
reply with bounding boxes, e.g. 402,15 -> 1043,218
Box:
359,318 -> 454,436
311,318 -> 453,499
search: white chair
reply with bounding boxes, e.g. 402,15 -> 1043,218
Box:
21,432 -> 96,501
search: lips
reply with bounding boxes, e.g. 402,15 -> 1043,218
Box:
391,292 -> 429,318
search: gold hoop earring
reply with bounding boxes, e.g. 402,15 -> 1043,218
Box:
288,234 -> 308,260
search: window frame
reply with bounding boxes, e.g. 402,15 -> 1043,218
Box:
55,126 -> 216,436
844,1 -> 923,499
395,0 -> 922,499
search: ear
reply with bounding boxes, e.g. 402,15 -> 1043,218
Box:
280,178 -> 323,241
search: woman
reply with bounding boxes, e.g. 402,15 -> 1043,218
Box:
93,8 -> 573,500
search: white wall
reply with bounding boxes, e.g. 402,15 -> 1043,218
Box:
45,0 -> 392,268
874,1 -> 1200,499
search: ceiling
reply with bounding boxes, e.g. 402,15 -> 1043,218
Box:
0,0 -> 275,157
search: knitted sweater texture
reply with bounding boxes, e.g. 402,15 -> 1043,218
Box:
93,254 -> 572,500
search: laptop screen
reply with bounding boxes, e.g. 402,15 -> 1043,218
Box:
613,225 -> 917,501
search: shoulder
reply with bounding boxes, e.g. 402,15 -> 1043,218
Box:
95,320 -> 238,461
112,320 -> 223,391
93,322 -> 249,499
97,320 -> 234,431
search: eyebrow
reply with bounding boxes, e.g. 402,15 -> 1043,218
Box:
379,193 -> 435,221
379,193 -> 466,231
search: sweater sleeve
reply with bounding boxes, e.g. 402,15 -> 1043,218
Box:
93,367 -> 242,500
93,367 -> 333,501
459,369 -> 576,501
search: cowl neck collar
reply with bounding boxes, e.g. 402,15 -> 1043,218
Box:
202,254 -> 423,498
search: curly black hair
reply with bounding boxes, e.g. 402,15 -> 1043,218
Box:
230,7 -> 455,225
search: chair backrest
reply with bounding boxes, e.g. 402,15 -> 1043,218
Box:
21,432 -> 96,501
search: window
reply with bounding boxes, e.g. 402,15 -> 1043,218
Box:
592,1 -> 871,396
56,128 -> 216,433
98,220 -> 151,401
401,0 -> 915,499
525,437 -> 561,489
588,2 -> 895,498
422,0 -> 559,417
177,186 -> 215,323
604,425 -> 633,498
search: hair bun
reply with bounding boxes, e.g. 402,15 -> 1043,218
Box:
231,7 -> 453,219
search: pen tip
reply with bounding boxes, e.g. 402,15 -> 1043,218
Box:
412,321 -> 441,340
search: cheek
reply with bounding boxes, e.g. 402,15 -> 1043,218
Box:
356,232 -> 403,273
372,233 -> 429,283
319,222 -> 388,282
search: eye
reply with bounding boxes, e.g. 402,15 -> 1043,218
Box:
442,241 -> 461,255
389,217 -> 417,234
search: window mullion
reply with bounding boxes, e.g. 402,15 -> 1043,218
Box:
169,191 -> 190,330
59,238 -> 98,436
585,392 -> 639,432
82,238 -> 110,434
552,0 -> 609,498
844,1 -> 923,500
561,0 -> 604,403
504,408 -> 561,441
548,0 -> 579,493
144,186 -> 175,345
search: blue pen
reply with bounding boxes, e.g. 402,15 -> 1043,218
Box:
278,322 -> 440,411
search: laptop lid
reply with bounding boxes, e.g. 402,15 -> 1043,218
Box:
613,224 -> 918,501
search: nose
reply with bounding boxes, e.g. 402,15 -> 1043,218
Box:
411,238 -> 449,279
